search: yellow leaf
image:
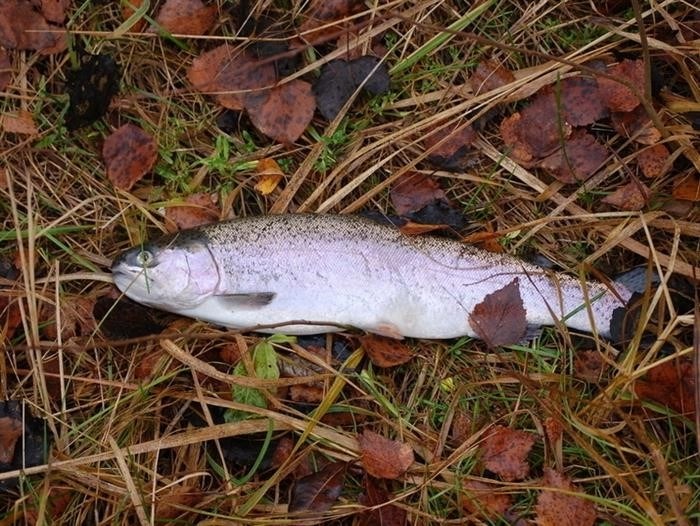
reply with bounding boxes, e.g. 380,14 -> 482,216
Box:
254,158 -> 284,195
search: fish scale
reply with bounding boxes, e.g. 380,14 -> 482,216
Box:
111,214 -> 631,340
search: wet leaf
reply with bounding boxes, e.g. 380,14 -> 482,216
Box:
635,358 -> 695,415
461,480 -> 512,518
360,335 -> 414,367
404,200 -> 467,231
423,122 -> 476,171
0,49 -> 11,90
165,192 -> 219,231
573,350 -> 606,382
610,105 -> 661,145
468,278 -> 527,348
0,0 -> 64,52
597,59 -> 644,112
390,172 -> 445,216
153,0 -> 217,35
0,416 -> 22,464
469,59 -> 515,96
538,131 -> 608,183
65,51 -> 120,130
40,0 -> 70,23
557,76 -> 609,126
0,110 -> 37,135
358,476 -> 407,526
359,430 -> 414,480
299,0 -> 364,45
314,57 -> 390,120
672,173 -> 700,202
93,294 -> 168,339
188,45 -> 276,111
0,400 -> 47,491
480,425 -> 535,481
601,179 -> 651,211
102,123 -> 158,191
254,158 -> 285,195
637,143 -> 670,178
247,79 -> 315,144
289,461 -> 347,513
535,468 -> 596,526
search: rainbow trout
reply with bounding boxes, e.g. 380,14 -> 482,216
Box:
111,214 -> 631,340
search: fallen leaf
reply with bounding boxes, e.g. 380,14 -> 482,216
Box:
538,131 -> 608,183
637,143 -> 670,178
359,430 -> 414,480
557,76 -> 609,126
154,484 -> 203,521
358,476 -> 407,526
65,51 -> 120,130
635,358 -> 695,415
0,400 -> 47,490
93,294 -> 168,339
134,348 -> 169,380
535,468 -> 596,526
461,229 -> 504,253
423,122 -> 476,171
398,221 -> 448,236
480,425 -> 535,481
0,49 -> 11,90
40,0 -> 70,23
672,173 -> 700,202
121,0 -> 147,33
0,0 -> 64,52
360,335 -> 414,367
0,416 -> 22,464
313,56 -> 390,120
500,113 -> 533,163
461,480 -> 512,518
404,200 -> 467,231
469,59 -> 515,96
597,59 -> 645,112
543,416 -> 564,445
153,0 -> 217,35
0,258 -> 22,343
298,0 -> 364,45
610,105 -> 661,145
247,79 -> 315,143
450,409 -> 472,444
102,123 -> 158,191
41,296 -> 96,340
601,179 -> 651,211
254,157 -> 285,195
573,350 -> 606,382
165,192 -> 219,231
0,110 -> 38,135
188,45 -> 276,111
289,384 -> 326,403
390,172 -> 445,216
289,461 -> 347,513
468,278 -> 527,348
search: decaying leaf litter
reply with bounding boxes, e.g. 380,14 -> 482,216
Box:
0,0 -> 698,524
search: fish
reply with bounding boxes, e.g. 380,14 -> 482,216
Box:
111,214 -> 632,340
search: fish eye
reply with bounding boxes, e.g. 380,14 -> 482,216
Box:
135,250 -> 155,267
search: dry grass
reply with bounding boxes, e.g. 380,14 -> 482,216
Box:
1,0 -> 698,524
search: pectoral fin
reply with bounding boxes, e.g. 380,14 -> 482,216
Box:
217,292 -> 276,309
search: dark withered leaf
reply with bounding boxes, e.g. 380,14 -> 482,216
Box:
423,122 -> 476,171
0,400 -> 48,491
358,476 -> 407,526
468,278 -> 527,348
65,51 -> 120,130
289,461 -> 347,513
219,433 -> 281,471
93,296 -> 168,339
406,200 -> 467,231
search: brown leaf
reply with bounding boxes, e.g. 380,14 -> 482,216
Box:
289,383 -> 326,403
358,476 -> 407,526
360,335 -> 414,368
187,45 -> 276,111
611,105 -> 661,145
122,0 -> 147,32
535,468 -> 596,526
557,76 -> 609,126
469,59 -> 515,96
0,0 -> 64,52
40,0 -> 69,23
398,221 -> 448,236
635,358 -> 695,416
390,172 -> 445,216
461,230 -> 504,253
601,179 -> 651,211
500,113 -> 533,163
0,49 -> 11,90
573,350 -> 606,382
597,59 -> 644,112
468,278 -> 527,348
461,480 -> 512,518
153,0 -> 217,35
538,130 -> 608,183
298,0 -> 364,45
450,409 -> 472,444
0,416 -> 23,463
543,417 -> 564,445
672,173 -> 700,202
41,296 -> 96,340
154,484 -> 203,521
165,192 -> 219,231
289,461 -> 347,513
480,425 -> 535,481
0,110 -> 38,135
637,143 -> 670,178
254,158 -> 285,195
423,122 -> 476,171
102,123 -> 158,191
359,430 -> 414,480
246,79 -> 315,144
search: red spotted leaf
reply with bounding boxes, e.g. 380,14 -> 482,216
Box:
597,59 -> 644,112
390,172 -> 445,216
468,278 -> 527,348
601,179 -> 651,211
246,79 -> 315,143
360,335 -> 414,368
637,143 -> 670,178
358,476 -> 407,526
102,124 -> 158,191
165,192 -> 219,231
0,0 -> 65,52
469,59 -> 515,96
672,173 -> 700,202
538,130 -> 608,184
153,0 -> 217,35
557,76 -> 609,126
359,430 -> 414,480
289,461 -> 347,513
480,425 -> 535,481
461,480 -> 512,518
535,469 -> 596,526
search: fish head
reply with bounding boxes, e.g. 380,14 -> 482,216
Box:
111,232 -> 220,309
